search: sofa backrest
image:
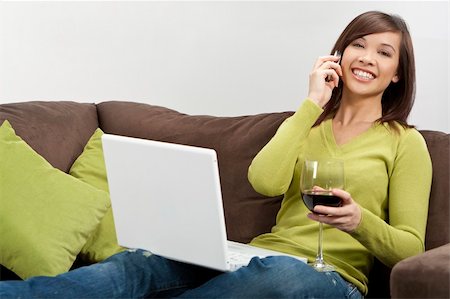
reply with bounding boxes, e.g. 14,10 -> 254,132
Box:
0,101 -> 99,173
420,130 -> 450,250
97,101 -> 292,243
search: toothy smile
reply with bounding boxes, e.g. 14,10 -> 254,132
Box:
352,69 -> 375,80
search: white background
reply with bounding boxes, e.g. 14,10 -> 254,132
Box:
0,1 -> 448,132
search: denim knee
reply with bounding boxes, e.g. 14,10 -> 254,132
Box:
257,255 -> 300,268
244,256 -> 315,297
244,256 -> 356,298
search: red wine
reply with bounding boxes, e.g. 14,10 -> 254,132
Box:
302,191 -> 342,212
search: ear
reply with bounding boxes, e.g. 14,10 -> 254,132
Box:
392,74 -> 400,83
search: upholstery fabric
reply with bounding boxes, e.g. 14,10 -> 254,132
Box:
420,131 -> 450,250
0,101 -> 99,172
390,243 -> 450,298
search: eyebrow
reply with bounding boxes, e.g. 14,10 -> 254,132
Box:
381,43 -> 397,53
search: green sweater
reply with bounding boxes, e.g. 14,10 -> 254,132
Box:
248,99 -> 432,294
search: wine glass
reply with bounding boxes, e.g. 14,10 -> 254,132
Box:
300,159 -> 344,272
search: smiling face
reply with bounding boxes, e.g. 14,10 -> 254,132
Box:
340,31 -> 402,101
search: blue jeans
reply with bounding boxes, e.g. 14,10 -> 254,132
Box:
0,249 -> 362,298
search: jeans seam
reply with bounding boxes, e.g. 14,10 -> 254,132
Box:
324,272 -> 361,299
346,284 -> 361,299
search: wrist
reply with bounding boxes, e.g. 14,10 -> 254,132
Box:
307,95 -> 326,108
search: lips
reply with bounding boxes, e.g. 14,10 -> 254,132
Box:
352,68 -> 376,80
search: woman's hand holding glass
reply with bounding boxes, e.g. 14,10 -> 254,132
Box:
307,188 -> 362,233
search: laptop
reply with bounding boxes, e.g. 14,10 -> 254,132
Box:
102,134 -> 307,272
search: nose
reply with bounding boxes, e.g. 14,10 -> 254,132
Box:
358,52 -> 375,65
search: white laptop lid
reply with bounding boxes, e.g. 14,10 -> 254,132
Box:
102,134 -> 231,271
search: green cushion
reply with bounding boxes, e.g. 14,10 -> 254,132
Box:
0,120 -> 110,279
69,128 -> 125,262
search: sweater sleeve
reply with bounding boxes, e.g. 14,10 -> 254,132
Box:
248,99 -> 323,197
351,129 -> 432,267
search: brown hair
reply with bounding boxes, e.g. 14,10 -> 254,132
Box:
315,11 -> 416,129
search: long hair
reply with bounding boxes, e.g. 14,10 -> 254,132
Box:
315,11 -> 416,129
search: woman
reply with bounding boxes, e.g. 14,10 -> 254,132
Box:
0,11 -> 431,298
247,10 -> 432,296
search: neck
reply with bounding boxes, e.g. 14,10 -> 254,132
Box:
334,93 -> 382,126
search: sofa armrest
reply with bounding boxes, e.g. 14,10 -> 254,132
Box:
390,243 -> 450,298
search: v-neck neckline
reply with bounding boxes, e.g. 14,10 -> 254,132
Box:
323,118 -> 379,151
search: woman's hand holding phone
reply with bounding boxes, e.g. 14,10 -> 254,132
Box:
307,51 -> 342,108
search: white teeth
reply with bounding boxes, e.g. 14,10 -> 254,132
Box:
353,69 -> 374,80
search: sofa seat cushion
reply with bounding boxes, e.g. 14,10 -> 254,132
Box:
0,120 -> 110,279
97,101 -> 293,243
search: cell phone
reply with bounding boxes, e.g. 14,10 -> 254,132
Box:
326,50 -> 342,82
334,50 -> 342,64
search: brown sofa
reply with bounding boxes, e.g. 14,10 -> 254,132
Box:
0,101 -> 448,298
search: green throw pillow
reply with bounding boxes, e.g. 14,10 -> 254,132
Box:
69,128 -> 125,262
0,120 -> 110,279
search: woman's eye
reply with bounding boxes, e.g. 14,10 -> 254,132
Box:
379,50 -> 392,57
352,42 -> 364,48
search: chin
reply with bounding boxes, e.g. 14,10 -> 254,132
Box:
342,84 -> 384,100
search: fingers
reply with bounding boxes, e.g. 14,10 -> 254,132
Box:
307,189 -> 362,233
332,188 -> 352,204
312,56 -> 342,74
311,189 -> 351,216
310,58 -> 342,89
311,205 -> 344,218
312,55 -> 341,70
307,54 -> 342,107
307,211 -> 359,233
324,70 -> 340,88
319,62 -> 343,80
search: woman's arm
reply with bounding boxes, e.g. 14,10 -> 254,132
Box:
248,99 -> 323,197
351,129 -> 432,266
248,54 -> 342,197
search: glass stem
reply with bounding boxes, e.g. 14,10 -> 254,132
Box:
316,222 -> 324,264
